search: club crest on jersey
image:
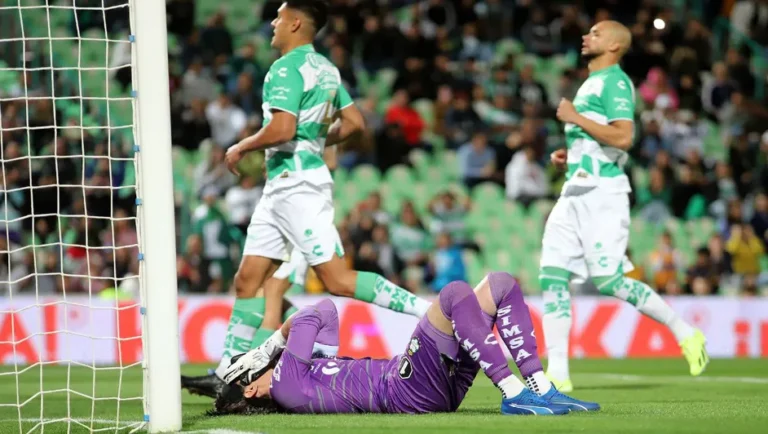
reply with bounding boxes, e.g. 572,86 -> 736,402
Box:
408,337 -> 420,356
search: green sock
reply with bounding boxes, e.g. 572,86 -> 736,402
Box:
251,328 -> 275,348
354,271 -> 430,318
220,297 -> 265,364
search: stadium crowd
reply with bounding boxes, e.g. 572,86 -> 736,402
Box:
2,0 -> 768,298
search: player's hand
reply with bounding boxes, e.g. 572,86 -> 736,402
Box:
550,148 -> 567,171
225,144 -> 245,176
222,347 -> 272,385
556,98 -> 578,124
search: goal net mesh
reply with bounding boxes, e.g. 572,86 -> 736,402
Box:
0,0 -> 148,432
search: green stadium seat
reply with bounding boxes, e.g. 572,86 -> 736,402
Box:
384,164 -> 415,194
350,164 -> 381,194
471,182 -> 504,206
408,148 -> 432,178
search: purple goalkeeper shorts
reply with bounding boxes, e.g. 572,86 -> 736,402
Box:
382,316 -> 480,414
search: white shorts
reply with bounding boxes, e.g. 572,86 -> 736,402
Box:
243,183 -> 344,267
540,189 -> 634,279
272,251 -> 309,286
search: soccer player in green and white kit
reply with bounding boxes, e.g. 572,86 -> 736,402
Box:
542,21 -> 709,392
182,0 -> 431,397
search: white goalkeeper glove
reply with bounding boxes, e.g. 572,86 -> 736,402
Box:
222,330 -> 287,385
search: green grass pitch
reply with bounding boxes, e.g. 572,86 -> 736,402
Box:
0,359 -> 766,433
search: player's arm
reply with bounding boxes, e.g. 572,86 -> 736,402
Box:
557,74 -> 636,151
323,145 -> 338,171
326,86 -> 365,147
236,64 -> 303,154
562,112 -> 633,151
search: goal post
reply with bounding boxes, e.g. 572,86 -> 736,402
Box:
131,0 -> 183,432
0,0 -> 181,432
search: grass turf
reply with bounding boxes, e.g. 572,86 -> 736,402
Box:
0,359 -> 766,433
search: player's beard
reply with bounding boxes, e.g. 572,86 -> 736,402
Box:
581,49 -> 600,61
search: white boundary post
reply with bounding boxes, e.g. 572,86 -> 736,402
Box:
130,0 -> 183,432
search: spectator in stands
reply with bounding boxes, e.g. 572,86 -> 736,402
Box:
225,175 -> 263,235
640,67 -> 679,110
515,64 -> 549,109
750,193 -> 768,249
359,192 -> 392,226
384,89 -> 426,149
194,144 -> 237,197
175,98 -> 212,150
192,186 -> 238,293
638,167 -> 672,224
390,201 -> 431,275
428,190 -> 471,247
505,144 -> 549,206
458,131 -> 496,189
726,223 -> 764,277
354,241 -> 386,276
206,92 -> 247,148
429,232 -> 466,292
180,57 -> 218,106
686,247 -> 720,294
200,12 -> 233,62
444,92 -> 483,149
551,5 -> 588,53
177,234 -> 210,293
649,231 -> 684,293
229,73 -> 260,116
371,224 -> 398,283
458,22 -> 493,62
521,7 -> 556,57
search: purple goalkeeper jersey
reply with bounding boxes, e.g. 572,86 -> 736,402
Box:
269,300 -> 480,414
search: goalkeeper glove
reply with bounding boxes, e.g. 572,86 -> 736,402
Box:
223,329 -> 287,385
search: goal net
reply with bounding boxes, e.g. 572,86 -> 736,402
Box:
0,1 -> 180,433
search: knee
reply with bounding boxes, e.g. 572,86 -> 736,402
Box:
438,281 -> 473,319
234,269 -> 260,298
487,272 -> 521,304
315,264 -> 356,297
594,273 -> 624,297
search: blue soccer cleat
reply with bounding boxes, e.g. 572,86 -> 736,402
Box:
540,385 -> 601,412
501,388 -> 570,416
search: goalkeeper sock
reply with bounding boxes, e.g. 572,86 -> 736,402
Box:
488,272 -> 552,395
355,271 -> 430,318
596,275 -> 695,342
215,297 -> 265,380
439,281 -> 519,398
539,267 -> 572,382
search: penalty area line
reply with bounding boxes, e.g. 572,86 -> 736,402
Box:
581,373 -> 768,384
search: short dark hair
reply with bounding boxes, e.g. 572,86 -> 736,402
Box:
285,0 -> 328,32
209,383 -> 283,416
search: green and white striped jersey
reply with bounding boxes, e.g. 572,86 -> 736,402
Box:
261,44 -> 353,193
563,64 -> 635,196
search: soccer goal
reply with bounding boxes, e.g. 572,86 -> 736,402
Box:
0,0 -> 181,432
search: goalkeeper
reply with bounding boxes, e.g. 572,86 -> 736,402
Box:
214,273 -> 600,416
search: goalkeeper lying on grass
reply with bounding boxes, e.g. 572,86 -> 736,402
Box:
213,272 -> 599,416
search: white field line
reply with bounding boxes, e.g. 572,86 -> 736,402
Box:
581,373 -> 768,385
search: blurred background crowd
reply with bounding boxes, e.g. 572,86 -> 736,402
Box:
1,0 -> 768,298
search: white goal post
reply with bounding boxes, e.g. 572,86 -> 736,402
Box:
132,0 -> 183,432
0,0 -> 181,432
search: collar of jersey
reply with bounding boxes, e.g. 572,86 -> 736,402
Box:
589,63 -> 620,77
285,44 -> 316,56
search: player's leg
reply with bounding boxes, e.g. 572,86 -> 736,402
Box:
538,197 -> 580,392
278,184 -> 430,318
258,255 -> 304,345
475,272 -> 599,411
428,281 -> 568,415
584,193 -> 708,376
